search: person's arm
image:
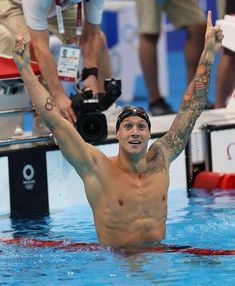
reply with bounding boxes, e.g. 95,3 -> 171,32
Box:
12,35 -> 99,178
80,21 -> 100,92
148,11 -> 223,165
80,0 -> 105,92
28,28 -> 76,124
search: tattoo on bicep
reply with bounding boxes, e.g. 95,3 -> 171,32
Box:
147,142 -> 168,172
45,97 -> 55,111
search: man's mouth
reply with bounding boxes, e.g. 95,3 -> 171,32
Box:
129,140 -> 141,145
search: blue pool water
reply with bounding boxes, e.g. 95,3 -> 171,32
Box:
0,187 -> 235,286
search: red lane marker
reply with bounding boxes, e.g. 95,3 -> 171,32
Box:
0,238 -> 103,251
0,238 -> 235,256
182,248 -> 235,256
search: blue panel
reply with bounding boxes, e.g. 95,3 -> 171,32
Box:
102,11 -> 118,48
167,30 -> 186,51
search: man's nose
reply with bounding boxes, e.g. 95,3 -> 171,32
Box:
131,126 -> 139,136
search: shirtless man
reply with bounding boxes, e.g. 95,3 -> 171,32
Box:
12,11 -> 223,247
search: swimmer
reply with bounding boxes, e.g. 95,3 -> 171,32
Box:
11,11 -> 223,247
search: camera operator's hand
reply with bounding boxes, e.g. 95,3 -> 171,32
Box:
55,93 -> 77,124
83,74 -> 99,94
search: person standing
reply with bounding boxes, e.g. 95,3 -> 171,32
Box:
0,0 -> 111,126
135,0 -> 206,115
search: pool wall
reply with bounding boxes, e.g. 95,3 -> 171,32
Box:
0,137 -> 187,218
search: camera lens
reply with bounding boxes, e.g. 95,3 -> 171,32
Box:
76,112 -> 107,143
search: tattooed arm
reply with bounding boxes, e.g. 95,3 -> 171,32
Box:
148,11 -> 223,165
12,35 -> 100,178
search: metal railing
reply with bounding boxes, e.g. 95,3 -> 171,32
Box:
0,107 -> 55,147
0,134 -> 54,147
0,107 -> 34,116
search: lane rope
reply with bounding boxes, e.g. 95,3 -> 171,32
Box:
1,237 -> 235,256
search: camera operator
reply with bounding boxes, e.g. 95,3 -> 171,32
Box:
0,0 -> 111,126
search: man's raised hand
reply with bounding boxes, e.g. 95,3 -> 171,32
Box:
12,32 -> 30,71
204,10 -> 224,53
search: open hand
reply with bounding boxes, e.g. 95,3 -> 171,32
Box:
55,94 -> 77,124
204,10 -> 224,53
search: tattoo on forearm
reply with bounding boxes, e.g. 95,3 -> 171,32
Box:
45,97 -> 55,111
162,56 -> 214,161
194,60 -> 212,94
181,58 -> 213,115
15,52 -> 31,72
16,62 -> 27,72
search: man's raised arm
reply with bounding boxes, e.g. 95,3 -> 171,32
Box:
12,35 -> 98,177
158,11 -> 223,163
12,35 -> 65,132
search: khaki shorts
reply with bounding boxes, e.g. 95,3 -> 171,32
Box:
0,24 -> 15,54
216,0 -> 225,19
136,0 -> 206,34
0,0 -> 77,55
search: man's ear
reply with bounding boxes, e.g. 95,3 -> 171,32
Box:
116,131 -> 119,141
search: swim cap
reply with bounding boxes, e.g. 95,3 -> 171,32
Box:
116,106 -> 151,132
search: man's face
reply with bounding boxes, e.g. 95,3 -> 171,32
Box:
117,116 -> 150,155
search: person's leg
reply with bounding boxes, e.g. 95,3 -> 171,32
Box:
0,0 -> 31,48
216,0 -> 226,19
184,24 -> 206,83
0,0 -> 30,135
139,33 -> 160,103
136,0 -> 173,115
97,31 -> 112,92
215,49 -> 235,108
166,0 -> 206,84
0,24 -> 15,55
0,27 -> 24,135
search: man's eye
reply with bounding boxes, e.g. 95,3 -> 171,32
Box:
138,124 -> 146,130
124,124 -> 132,129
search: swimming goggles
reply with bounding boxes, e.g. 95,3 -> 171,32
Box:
116,106 -> 151,132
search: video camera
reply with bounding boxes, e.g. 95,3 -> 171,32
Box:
71,78 -> 121,143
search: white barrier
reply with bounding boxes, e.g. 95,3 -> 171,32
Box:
216,15 -> 235,111
217,15 -> 235,52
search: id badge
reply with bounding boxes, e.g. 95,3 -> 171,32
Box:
58,46 -> 81,82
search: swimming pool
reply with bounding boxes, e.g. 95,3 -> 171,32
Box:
0,187 -> 235,286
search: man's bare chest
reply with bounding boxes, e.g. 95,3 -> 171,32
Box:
100,171 -> 169,214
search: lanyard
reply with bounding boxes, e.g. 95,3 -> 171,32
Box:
55,0 -> 82,36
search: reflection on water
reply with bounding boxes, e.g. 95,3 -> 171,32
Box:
11,216 -> 52,238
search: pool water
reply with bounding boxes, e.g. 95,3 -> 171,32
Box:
0,187 -> 235,286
